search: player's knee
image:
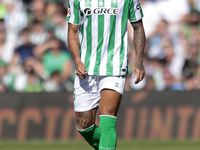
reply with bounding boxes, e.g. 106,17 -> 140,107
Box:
75,111 -> 96,130
76,119 -> 94,130
100,110 -> 116,116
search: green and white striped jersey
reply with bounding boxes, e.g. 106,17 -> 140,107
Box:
67,0 -> 143,76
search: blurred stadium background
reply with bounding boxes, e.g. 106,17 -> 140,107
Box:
0,0 -> 200,149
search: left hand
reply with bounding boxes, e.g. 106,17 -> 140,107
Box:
132,64 -> 145,84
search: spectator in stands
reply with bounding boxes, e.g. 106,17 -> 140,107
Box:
3,0 -> 27,35
56,2 -> 67,14
28,0 -> 46,25
163,69 -> 184,91
0,19 -> 5,30
0,29 -> 16,64
52,12 -> 68,46
30,20 -> 48,45
8,28 -> 36,76
44,0 -> 58,30
0,1 -> 7,19
43,70 -> 64,92
45,28 -> 69,53
14,57 -> 43,92
0,0 -> 199,92
0,60 -> 15,91
15,28 -> 35,63
189,43 -> 200,64
147,19 -> 169,59
0,82 -> 6,92
33,38 -> 73,82
148,58 -> 165,91
183,11 -> 200,45
182,70 -> 200,90
163,38 -> 185,80
188,0 -> 200,13
182,43 -> 200,85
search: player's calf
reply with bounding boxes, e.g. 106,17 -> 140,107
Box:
78,124 -> 101,150
99,115 -> 117,150
76,110 -> 101,150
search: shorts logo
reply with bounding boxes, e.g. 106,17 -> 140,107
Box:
84,8 -> 92,16
115,82 -> 119,87
136,4 -> 141,10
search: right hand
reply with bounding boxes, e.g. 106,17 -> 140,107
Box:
75,60 -> 88,79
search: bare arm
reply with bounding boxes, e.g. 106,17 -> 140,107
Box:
68,23 -> 87,79
33,42 -> 52,59
131,19 -> 146,84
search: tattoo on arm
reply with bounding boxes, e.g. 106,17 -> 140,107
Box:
68,38 -> 81,49
76,111 -> 94,129
76,42 -> 81,49
68,38 -> 78,41
68,24 -> 82,62
132,20 -> 146,71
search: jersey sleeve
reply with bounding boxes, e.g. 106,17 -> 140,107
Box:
129,0 -> 144,23
66,0 -> 81,25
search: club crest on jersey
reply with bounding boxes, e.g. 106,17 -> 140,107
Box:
67,8 -> 70,17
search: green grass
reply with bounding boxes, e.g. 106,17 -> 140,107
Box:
0,140 -> 200,150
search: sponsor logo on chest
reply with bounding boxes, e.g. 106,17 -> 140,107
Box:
84,7 -> 119,16
84,0 -> 120,16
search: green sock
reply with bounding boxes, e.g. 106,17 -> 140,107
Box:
99,115 -> 117,150
78,124 -> 101,150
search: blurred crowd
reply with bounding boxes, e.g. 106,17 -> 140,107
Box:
127,0 -> 200,91
0,0 -> 200,92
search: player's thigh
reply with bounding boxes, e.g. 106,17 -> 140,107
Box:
74,75 -> 101,129
99,89 -> 122,116
98,76 -> 126,116
74,75 -> 100,112
76,107 -> 98,130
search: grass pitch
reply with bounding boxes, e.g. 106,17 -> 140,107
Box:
0,140 -> 200,150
